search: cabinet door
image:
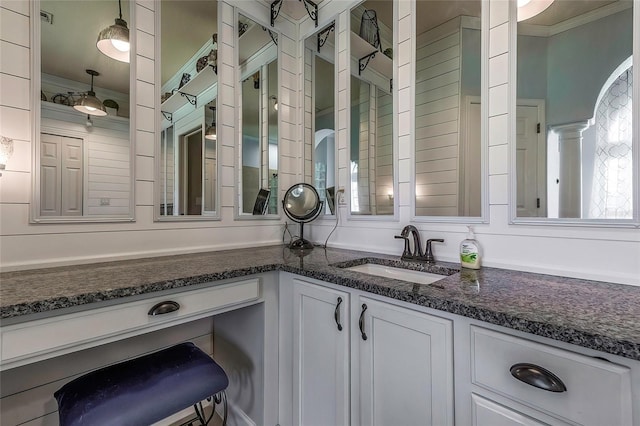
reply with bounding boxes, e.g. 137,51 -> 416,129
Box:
356,297 -> 453,426
471,394 -> 551,426
292,280 -> 350,426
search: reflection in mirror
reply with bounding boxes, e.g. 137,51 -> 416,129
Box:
239,14 -> 279,216
414,0 -> 482,217
37,0 -> 132,220
349,1 -> 394,216
516,0 -> 634,220
304,23 -> 336,215
159,0 -> 219,217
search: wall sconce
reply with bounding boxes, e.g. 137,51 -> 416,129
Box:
73,69 -> 107,116
517,0 -> 554,22
97,0 -> 130,63
205,106 -> 217,141
0,136 -> 14,177
387,189 -> 394,200
270,96 -> 278,111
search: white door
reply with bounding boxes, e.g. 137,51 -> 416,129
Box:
40,133 -> 83,216
292,280 -> 350,426
516,104 -> 544,217
356,297 -> 454,426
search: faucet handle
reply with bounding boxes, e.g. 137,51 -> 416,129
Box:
424,239 -> 444,263
395,234 -> 412,260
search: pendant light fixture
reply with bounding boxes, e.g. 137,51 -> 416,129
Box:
97,0 -> 130,63
517,0 -> 554,22
205,106 -> 217,141
74,69 -> 107,116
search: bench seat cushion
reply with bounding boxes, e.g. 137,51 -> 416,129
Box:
54,342 -> 228,426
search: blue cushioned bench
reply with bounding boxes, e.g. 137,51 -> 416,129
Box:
54,342 -> 228,426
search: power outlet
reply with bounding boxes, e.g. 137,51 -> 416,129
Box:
337,188 -> 346,206
100,198 -> 111,206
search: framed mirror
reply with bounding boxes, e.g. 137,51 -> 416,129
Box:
514,0 -> 637,224
349,1 -> 395,217
238,13 -> 279,217
304,22 -> 337,215
33,0 -> 134,222
157,0 -> 219,219
413,0 -> 483,219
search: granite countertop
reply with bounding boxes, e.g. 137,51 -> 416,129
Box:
1,245 -> 639,361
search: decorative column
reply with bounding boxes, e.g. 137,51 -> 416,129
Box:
551,121 -> 589,218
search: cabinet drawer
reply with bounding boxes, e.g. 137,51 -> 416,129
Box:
471,394 -> 551,426
1,279 -> 260,368
471,326 -> 632,426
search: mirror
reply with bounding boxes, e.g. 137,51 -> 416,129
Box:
158,0 -> 219,218
282,183 -> 323,250
413,0 -> 483,218
304,22 -> 337,215
515,0 -> 635,221
35,0 -> 132,221
349,1 -> 395,216
239,14 -> 279,216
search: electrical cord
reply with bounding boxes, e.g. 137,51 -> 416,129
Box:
323,191 -> 342,248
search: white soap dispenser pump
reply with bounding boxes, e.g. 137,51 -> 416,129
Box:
460,226 -> 481,269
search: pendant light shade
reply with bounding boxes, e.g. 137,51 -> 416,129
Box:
97,0 -> 130,63
74,70 -> 107,116
205,106 -> 217,141
517,0 -> 554,22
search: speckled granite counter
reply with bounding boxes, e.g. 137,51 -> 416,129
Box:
1,245 -> 639,361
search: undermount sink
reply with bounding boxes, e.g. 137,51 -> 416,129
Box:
344,263 -> 447,285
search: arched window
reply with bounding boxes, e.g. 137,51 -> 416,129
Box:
589,59 -> 633,219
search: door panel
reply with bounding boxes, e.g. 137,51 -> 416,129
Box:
292,280 -> 350,426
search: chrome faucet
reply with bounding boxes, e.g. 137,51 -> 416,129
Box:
395,226 -> 444,263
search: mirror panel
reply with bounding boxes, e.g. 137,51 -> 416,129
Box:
36,0 -> 132,221
516,0 -> 635,221
239,14 -> 279,216
304,22 -> 337,215
349,1 -> 395,216
158,0 -> 219,218
414,0 -> 482,218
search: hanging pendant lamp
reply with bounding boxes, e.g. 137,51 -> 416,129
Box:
74,69 -> 107,116
205,106 -> 217,140
97,0 -> 130,63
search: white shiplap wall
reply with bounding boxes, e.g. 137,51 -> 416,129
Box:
0,0 -> 300,271
0,0 -> 638,285
307,0 -> 639,286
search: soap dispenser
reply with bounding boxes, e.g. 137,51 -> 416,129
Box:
460,226 -> 481,269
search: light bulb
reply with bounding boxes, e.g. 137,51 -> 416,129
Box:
111,39 -> 130,52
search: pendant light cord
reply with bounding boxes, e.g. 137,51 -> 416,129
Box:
118,0 -> 123,19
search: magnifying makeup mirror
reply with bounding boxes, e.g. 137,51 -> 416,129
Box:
282,183 -> 323,250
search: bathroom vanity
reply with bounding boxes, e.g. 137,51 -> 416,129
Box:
1,245 -> 639,426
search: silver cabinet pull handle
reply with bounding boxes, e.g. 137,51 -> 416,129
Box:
148,301 -> 180,316
510,363 -> 567,393
334,297 -> 343,331
359,303 -> 368,340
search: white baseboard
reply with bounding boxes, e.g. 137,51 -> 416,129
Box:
217,398 -> 256,426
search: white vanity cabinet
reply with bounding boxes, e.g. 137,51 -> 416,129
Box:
290,278 -> 351,426
354,296 -> 454,426
279,273 -> 454,426
464,325 -> 633,426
